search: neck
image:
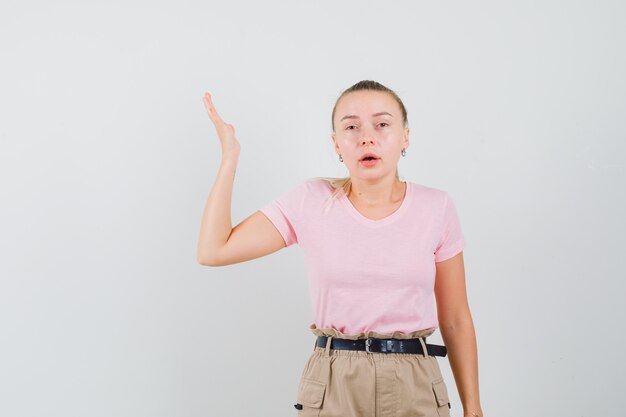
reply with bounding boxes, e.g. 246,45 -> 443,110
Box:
348,175 -> 405,206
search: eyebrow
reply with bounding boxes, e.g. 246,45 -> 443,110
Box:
339,112 -> 394,122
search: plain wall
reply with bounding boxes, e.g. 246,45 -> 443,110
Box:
1,1 -> 624,416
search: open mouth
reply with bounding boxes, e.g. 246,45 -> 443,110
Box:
359,157 -> 380,167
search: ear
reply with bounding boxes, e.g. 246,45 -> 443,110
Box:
403,127 -> 410,150
331,133 -> 340,153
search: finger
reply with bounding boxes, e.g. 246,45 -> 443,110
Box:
202,93 -> 225,124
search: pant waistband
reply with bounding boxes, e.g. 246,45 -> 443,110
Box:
316,336 -> 447,357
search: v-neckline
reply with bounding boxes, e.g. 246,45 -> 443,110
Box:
339,182 -> 412,228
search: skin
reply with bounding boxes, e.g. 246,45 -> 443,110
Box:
203,92 -> 240,158
200,90 -> 483,416
435,253 -> 483,417
333,90 -> 483,417
332,90 -> 409,211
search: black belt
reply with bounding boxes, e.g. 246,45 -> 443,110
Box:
316,336 -> 447,357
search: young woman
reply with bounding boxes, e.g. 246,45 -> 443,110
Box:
197,80 -> 483,417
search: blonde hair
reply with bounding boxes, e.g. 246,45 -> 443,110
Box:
314,80 -> 407,213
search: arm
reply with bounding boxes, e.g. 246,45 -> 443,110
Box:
196,93 -> 286,266
434,251 -> 483,417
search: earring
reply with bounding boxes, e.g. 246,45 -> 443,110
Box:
338,154 -> 343,162
401,148 -> 406,157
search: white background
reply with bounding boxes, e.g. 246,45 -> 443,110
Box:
1,1 -> 624,416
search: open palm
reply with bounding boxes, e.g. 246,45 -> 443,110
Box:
202,92 -> 241,157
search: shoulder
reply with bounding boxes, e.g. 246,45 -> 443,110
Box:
408,181 -> 450,205
302,177 -> 337,196
271,178 -> 333,202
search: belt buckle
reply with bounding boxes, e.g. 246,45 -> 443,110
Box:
365,338 -> 372,353
385,339 -> 394,353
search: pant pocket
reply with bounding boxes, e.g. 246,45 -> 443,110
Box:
432,377 -> 451,417
295,377 -> 326,416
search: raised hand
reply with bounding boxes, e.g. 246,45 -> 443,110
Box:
202,92 -> 241,158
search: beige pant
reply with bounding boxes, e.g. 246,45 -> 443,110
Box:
295,325 -> 452,417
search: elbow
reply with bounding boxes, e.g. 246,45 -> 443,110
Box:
197,256 -> 212,266
198,257 -> 220,267
197,253 -> 209,266
439,313 -> 474,334
197,242 -> 219,266
197,250 -> 221,267
439,321 -> 462,335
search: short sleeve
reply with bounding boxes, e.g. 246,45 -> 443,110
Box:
434,193 -> 465,262
258,182 -> 307,247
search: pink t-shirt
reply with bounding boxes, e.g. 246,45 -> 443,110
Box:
259,178 -> 465,336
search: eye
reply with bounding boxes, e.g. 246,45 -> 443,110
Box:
378,122 -> 389,127
346,125 -> 357,130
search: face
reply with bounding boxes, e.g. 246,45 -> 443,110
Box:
332,90 -> 409,180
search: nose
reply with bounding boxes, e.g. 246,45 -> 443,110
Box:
359,125 -> 377,145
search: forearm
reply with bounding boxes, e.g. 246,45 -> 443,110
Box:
439,316 -> 483,417
196,154 -> 239,264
